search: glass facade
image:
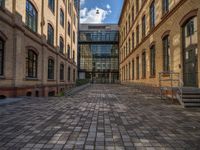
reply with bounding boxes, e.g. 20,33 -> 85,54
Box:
78,25 -> 119,83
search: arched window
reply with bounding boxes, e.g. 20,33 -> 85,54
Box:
60,63 -> 64,81
67,45 -> 70,59
60,9 -> 64,27
47,24 -> 54,46
48,0 -> 55,13
59,36 -> 64,53
26,50 -> 38,78
0,38 -> 4,76
73,50 -> 75,62
48,59 -> 54,79
163,35 -> 170,72
26,0 -> 38,32
68,67 -> 71,81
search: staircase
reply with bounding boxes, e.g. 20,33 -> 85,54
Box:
177,87 -> 200,108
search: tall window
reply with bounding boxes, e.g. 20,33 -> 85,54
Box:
0,0 -> 5,7
48,59 -> 54,79
73,31 -> 75,43
73,69 -> 76,82
150,45 -> 156,76
0,39 -> 4,75
68,67 -> 71,81
142,52 -> 146,78
73,50 -> 75,62
136,25 -> 139,45
60,9 -> 64,27
132,32 -> 135,50
59,36 -> 64,53
142,15 -> 146,38
163,35 -> 170,72
136,0 -> 139,13
67,45 -> 70,59
162,0 -> 169,14
60,63 -> 64,81
132,60 -> 134,80
132,5 -> 134,23
26,50 -> 37,78
68,22 -> 71,37
48,0 -> 55,13
150,1 -> 155,29
136,56 -> 139,79
26,0 -> 37,32
47,24 -> 54,46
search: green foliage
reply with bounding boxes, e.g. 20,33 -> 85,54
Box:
76,79 -> 90,86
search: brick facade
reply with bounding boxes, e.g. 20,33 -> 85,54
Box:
0,0 -> 78,97
119,0 -> 200,88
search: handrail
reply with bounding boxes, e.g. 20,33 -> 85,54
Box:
159,71 -> 183,103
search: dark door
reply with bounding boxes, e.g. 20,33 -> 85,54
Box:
183,47 -> 198,87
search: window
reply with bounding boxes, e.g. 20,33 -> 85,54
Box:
68,22 -> 71,37
26,50 -> 37,78
60,63 -> 64,81
47,24 -> 54,46
183,17 -> 197,48
136,0 -> 139,13
136,25 -> 139,45
48,59 -> 54,79
0,0 -> 5,7
67,45 -> 70,59
73,50 -> 75,62
128,38 -> 131,53
68,67 -> 71,81
136,56 -> 139,79
142,15 -> 146,38
150,1 -> 155,29
132,32 -> 135,50
59,36 -> 64,54
60,9 -> 64,27
132,60 -> 134,80
48,0 -> 55,13
73,31 -> 75,43
132,5 -> 134,23
0,39 -> 4,75
73,69 -> 76,82
162,0 -> 169,14
142,52 -> 146,78
129,62 -> 131,80
26,0 -> 37,32
150,45 -> 156,76
163,35 -> 170,72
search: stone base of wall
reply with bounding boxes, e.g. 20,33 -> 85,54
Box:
121,82 -> 160,95
0,84 -> 75,98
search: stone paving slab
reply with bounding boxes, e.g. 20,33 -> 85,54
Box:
0,84 -> 200,150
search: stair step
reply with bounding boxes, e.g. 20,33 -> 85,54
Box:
183,99 -> 200,103
184,103 -> 200,107
182,95 -> 200,99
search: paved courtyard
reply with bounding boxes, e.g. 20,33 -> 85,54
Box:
0,84 -> 200,150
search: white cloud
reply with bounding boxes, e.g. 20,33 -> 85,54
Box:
80,0 -> 85,6
106,4 -> 111,9
80,6 -> 112,24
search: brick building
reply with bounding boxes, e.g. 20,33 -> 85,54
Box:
119,0 -> 200,88
0,0 -> 78,97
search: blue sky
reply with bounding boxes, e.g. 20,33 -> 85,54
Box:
80,0 -> 124,24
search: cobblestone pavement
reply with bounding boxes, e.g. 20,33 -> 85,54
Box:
0,84 -> 200,150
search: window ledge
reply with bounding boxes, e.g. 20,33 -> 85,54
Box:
0,76 -> 5,79
60,80 -> 65,82
25,77 -> 39,81
150,75 -> 156,78
47,79 -> 55,82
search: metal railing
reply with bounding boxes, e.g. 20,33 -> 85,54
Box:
159,71 -> 183,103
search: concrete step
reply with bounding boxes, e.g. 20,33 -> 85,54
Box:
182,99 -> 200,103
182,95 -> 200,99
184,103 -> 200,107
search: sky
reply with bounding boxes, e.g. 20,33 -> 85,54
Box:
80,0 -> 124,24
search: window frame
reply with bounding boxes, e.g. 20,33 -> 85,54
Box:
48,0 -> 55,13
163,35 -> 170,72
150,45 -> 156,77
48,58 -> 54,80
26,50 -> 38,78
0,38 -> 4,76
47,24 -> 54,46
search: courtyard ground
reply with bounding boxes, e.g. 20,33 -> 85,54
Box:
0,84 -> 200,150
